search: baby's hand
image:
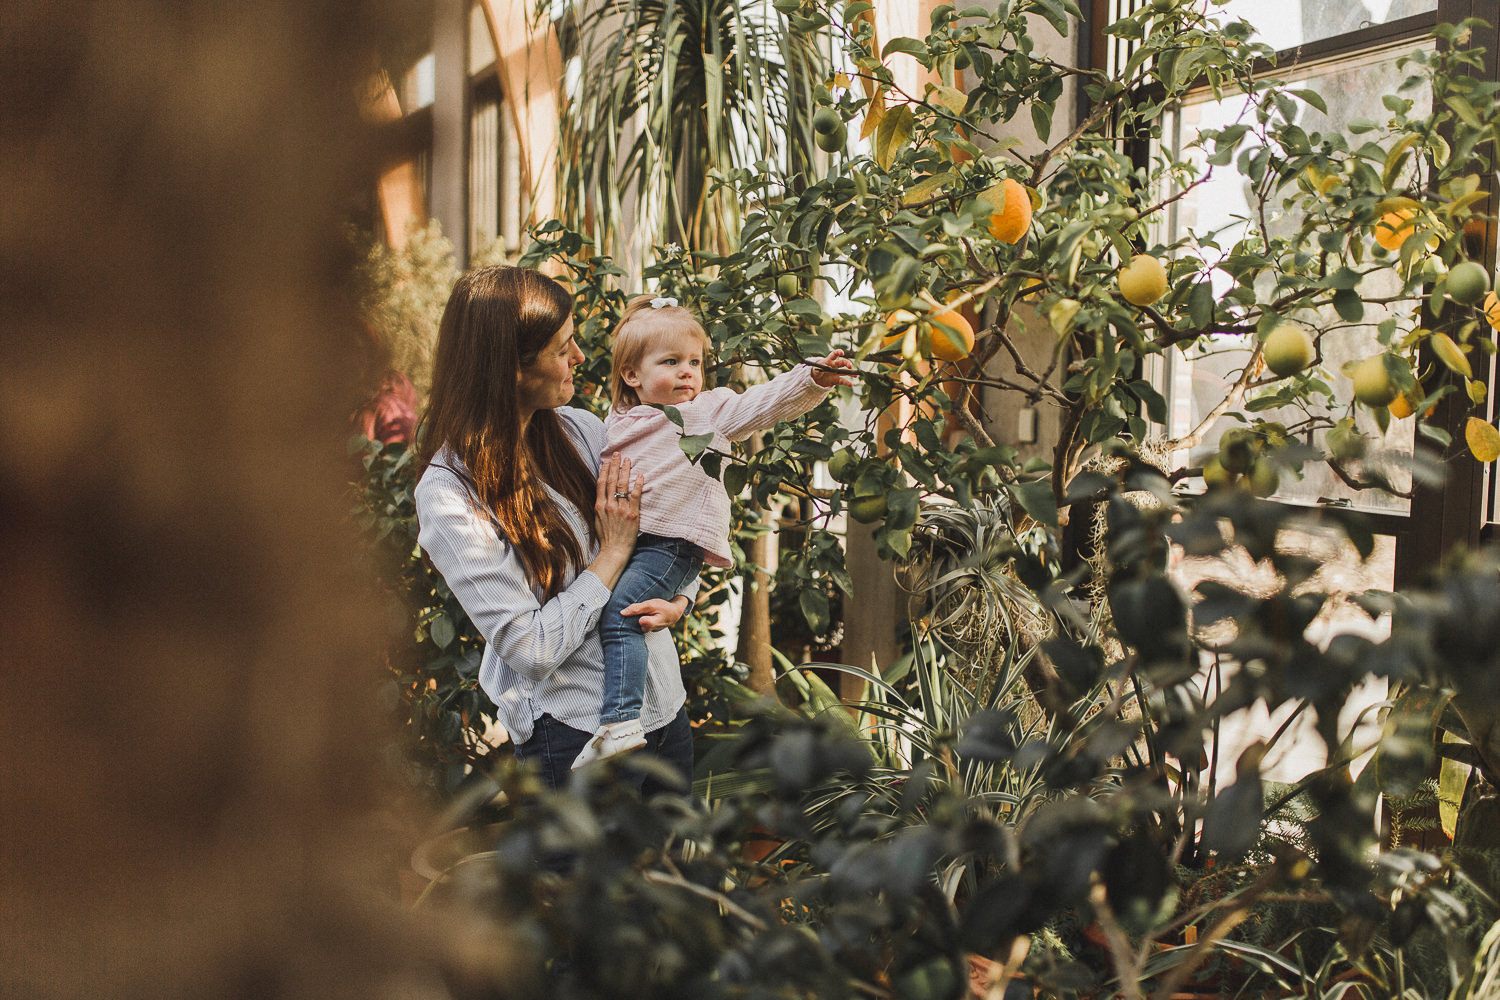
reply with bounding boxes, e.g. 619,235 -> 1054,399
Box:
811,349 -> 857,388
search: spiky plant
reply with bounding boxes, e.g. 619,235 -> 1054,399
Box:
558,0 -> 830,262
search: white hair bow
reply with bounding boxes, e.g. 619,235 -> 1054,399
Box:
650,296 -> 679,309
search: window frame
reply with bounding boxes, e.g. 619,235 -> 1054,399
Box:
1085,0 -> 1500,586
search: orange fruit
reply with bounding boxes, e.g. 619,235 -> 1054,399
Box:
1374,209 -> 1417,252
927,304 -> 975,361
881,302 -> 976,362
982,178 -> 1033,244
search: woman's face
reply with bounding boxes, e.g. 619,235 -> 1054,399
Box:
515,319 -> 583,418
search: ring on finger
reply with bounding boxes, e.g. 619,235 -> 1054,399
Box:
614,491 -> 629,498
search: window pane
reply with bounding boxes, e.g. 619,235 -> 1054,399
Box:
1214,0 -> 1438,52
1156,44 -> 1433,514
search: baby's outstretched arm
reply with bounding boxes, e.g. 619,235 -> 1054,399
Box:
809,349 -> 856,389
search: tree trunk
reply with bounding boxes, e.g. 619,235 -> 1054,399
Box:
737,526 -> 775,694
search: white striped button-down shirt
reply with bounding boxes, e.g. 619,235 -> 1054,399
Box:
414,408 -> 691,745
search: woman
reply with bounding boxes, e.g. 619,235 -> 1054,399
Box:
414,266 -> 696,791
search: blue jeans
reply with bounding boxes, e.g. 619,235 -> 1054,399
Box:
598,533 -> 703,725
515,708 -> 694,793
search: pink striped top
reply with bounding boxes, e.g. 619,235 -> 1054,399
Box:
603,363 -> 832,567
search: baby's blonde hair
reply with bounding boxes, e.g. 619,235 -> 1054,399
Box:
609,295 -> 714,411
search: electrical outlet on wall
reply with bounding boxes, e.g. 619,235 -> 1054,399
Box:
1018,407 -> 1037,443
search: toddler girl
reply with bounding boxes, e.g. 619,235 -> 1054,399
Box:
573,295 -> 855,768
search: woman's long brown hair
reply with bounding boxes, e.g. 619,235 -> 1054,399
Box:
416,267 -> 597,600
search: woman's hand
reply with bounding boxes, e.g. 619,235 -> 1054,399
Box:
621,595 -> 691,633
587,454 -> 642,590
810,349 -> 857,388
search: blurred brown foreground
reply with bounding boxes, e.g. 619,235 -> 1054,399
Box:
0,4 -> 487,997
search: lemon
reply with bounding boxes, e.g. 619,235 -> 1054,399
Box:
1446,260 -> 1490,305
812,107 -> 842,136
776,274 -> 800,299
1351,356 -> 1399,408
1201,456 -> 1229,489
1262,324 -> 1315,377
1466,417 -> 1500,463
1118,253 -> 1168,306
1387,392 -> 1416,419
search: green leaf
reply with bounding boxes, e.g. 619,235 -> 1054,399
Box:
1188,280 -> 1214,328
430,614 -> 456,650
881,37 -> 928,60
679,432 -> 715,460
1332,287 -> 1364,323
1446,93 -> 1482,129
1008,479 -> 1057,526
886,486 -> 920,531
1292,88 -> 1327,114
799,588 -> 831,635
1031,100 -> 1054,142
723,463 -> 749,497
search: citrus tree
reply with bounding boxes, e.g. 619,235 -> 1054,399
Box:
534,4 -> 1500,625
508,0 -> 1500,976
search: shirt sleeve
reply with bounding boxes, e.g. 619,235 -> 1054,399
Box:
701,364 -> 831,442
415,466 -> 611,685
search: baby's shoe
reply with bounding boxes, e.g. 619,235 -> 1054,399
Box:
571,718 -> 647,770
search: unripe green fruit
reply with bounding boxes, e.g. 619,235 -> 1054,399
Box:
1218,428 -> 1256,474
848,493 -> 888,523
1202,456 -> 1229,489
1351,356 -> 1399,407
812,107 -> 842,136
1263,324 -> 1315,377
1245,460 -> 1279,497
828,447 -> 856,481
1447,260 -> 1491,305
776,274 -> 800,299
815,122 -> 847,153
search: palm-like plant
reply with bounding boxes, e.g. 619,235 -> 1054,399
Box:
557,0 -> 830,261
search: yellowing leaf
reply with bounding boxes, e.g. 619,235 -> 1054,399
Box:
1469,379 -> 1488,405
1375,194 -> 1422,216
901,170 -> 955,205
874,105 -> 914,169
1466,416 -> 1500,462
861,86 -> 886,140
1048,298 -> 1080,336
928,84 -> 968,115
833,72 -> 851,88
1439,734 -> 1471,840
1430,331 -> 1474,379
